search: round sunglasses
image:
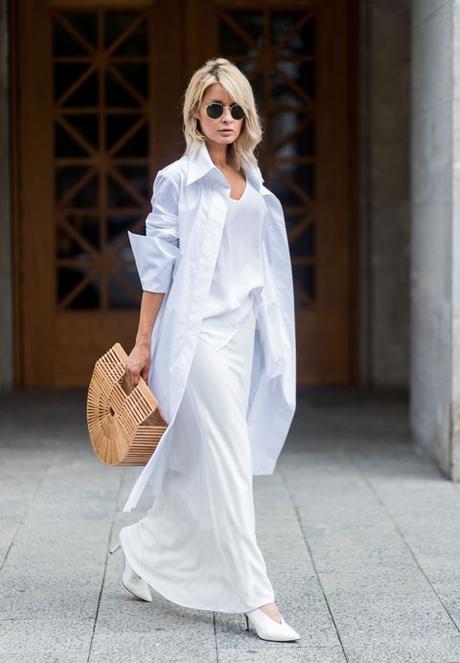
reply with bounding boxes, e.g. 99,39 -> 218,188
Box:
206,102 -> 246,121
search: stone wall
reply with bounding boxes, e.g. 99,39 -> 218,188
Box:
410,0 -> 460,478
359,0 -> 411,387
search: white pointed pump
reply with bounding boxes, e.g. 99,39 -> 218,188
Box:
109,540 -> 153,603
244,607 -> 300,642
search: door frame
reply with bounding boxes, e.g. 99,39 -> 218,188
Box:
10,0 -> 360,388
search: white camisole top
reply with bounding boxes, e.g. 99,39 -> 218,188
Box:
199,176 -> 265,350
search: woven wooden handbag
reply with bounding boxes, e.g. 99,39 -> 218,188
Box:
86,342 -> 168,466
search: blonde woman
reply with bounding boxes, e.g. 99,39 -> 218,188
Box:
110,58 -> 299,643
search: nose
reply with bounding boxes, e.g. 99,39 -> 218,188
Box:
221,106 -> 233,122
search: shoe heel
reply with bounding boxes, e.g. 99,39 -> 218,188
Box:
244,614 -> 249,631
109,542 -> 121,555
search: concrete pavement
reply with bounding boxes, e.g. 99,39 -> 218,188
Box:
2,387 -> 460,662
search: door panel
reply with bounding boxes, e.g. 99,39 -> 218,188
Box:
14,0 -> 357,387
15,0 -> 183,387
186,0 -> 357,385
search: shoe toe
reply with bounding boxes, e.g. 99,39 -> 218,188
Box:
279,618 -> 300,641
123,577 -> 153,602
136,583 -> 153,603
122,565 -> 153,602
285,625 -> 300,640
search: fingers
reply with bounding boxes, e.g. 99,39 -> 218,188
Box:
125,362 -> 141,386
126,364 -> 150,387
126,368 -> 139,387
125,347 -> 150,388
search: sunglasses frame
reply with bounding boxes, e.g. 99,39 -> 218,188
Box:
205,102 -> 246,121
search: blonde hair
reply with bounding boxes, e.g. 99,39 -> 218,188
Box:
181,57 -> 263,171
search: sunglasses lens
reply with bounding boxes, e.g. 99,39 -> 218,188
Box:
205,103 -> 246,120
231,104 -> 245,120
206,103 -> 223,119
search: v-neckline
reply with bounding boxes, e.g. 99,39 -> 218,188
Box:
228,177 -> 248,202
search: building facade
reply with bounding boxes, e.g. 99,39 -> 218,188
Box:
1,1 -> 458,478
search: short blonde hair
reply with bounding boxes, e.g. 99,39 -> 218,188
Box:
181,57 -> 263,171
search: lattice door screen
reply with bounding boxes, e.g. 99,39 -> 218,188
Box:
53,8 -> 152,310
219,6 -> 317,309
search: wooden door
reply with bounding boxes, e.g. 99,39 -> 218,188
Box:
186,0 -> 358,385
13,0 -> 357,388
14,0 -> 183,387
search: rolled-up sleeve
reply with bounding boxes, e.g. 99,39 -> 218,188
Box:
127,169 -> 180,293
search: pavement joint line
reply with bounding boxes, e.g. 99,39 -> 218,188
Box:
212,611 -> 219,662
345,448 -> 460,637
86,471 -> 124,663
0,450 -> 56,574
277,465 -> 349,662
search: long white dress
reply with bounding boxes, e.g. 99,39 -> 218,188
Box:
119,177 -> 276,613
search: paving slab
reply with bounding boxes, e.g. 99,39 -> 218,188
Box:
2,387 -> 460,662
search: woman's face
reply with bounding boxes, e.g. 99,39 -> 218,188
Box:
193,83 -> 245,147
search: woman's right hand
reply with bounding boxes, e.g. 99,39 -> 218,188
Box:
126,342 -> 151,387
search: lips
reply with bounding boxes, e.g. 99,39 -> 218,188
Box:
218,129 -> 234,134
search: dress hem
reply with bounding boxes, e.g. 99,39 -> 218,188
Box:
118,529 -> 275,615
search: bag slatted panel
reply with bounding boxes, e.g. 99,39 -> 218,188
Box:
87,342 -> 168,466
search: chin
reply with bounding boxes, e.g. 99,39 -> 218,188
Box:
208,135 -> 236,146
217,134 -> 237,143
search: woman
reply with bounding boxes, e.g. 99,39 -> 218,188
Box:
110,58 -> 299,643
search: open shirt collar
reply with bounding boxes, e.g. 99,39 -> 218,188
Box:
186,140 -> 264,193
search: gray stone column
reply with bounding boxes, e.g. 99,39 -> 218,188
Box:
359,0 -> 411,387
411,0 -> 460,478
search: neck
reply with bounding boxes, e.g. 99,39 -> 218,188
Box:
206,141 -> 230,169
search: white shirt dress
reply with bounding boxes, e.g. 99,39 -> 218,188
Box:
119,175 -> 277,612
122,141 -> 296,514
